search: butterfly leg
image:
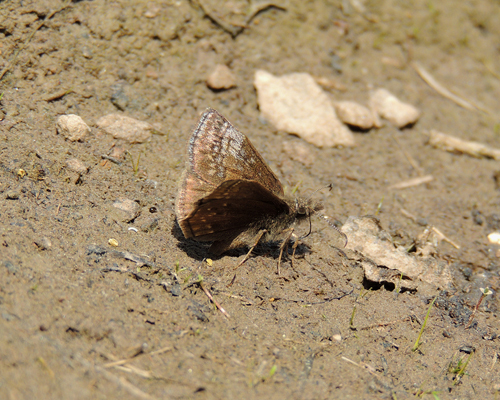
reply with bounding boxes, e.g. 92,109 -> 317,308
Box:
290,235 -> 300,268
277,228 -> 294,275
235,229 -> 268,270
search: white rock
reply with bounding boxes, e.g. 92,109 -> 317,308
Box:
206,64 -> 236,90
341,216 -> 452,293
254,70 -> 355,148
65,158 -> 89,174
333,101 -> 375,130
370,88 -> 420,128
488,232 -> 500,245
96,114 -> 152,143
56,114 -> 90,142
112,198 -> 141,222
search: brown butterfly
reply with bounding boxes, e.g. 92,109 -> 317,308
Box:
175,108 -> 325,271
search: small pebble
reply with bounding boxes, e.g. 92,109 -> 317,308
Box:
206,64 -> 236,90
34,236 -> 52,250
334,100 -> 375,130
65,158 -> 89,174
370,88 -> 420,128
488,232 -> 500,245
56,114 -> 91,142
96,114 -> 152,143
112,198 -> 141,222
5,190 -> 19,200
254,70 -> 355,148
108,238 -> 119,247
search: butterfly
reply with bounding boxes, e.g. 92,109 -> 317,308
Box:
175,108 -> 325,272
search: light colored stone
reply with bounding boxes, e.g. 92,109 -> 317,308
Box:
96,114 -> 152,143
370,88 -> 420,128
206,64 -> 236,90
56,114 -> 90,142
341,216 -> 452,294
112,198 -> 141,222
334,101 -> 375,130
65,158 -> 88,174
254,70 -> 355,148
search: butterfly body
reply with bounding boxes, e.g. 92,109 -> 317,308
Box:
175,108 -> 322,255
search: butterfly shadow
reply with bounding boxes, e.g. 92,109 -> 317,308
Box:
172,220 -> 312,264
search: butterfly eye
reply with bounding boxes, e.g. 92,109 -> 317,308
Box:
295,199 -> 307,215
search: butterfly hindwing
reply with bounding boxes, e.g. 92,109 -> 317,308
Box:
180,180 -> 290,242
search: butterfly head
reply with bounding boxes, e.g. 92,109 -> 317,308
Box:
293,197 -> 324,220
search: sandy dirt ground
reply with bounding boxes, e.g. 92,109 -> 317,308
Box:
1,0 -> 499,399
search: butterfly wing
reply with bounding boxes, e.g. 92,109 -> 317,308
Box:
179,180 -> 290,244
175,108 -> 284,223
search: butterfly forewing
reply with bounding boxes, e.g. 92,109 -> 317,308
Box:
189,109 -> 283,190
176,108 -> 284,223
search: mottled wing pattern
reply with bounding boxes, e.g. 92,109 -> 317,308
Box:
176,108 -> 284,222
180,180 -> 290,242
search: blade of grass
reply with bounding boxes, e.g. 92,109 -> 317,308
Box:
412,295 -> 437,352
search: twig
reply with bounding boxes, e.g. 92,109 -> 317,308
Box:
74,354 -> 156,400
101,155 -> 123,165
103,346 -> 173,368
113,365 -> 152,379
358,316 -> 410,331
341,357 -> 378,376
392,135 -> 424,175
427,130 -> 500,160
198,280 -> 230,319
388,175 -> 433,189
465,287 -> 492,329
400,208 -> 417,222
219,291 -> 254,305
431,226 -> 460,249
412,61 -> 484,113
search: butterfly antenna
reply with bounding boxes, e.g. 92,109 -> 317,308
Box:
318,211 -> 348,248
305,183 -> 334,203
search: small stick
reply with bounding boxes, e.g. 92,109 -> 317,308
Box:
358,316 -> 410,331
75,354 -> 156,400
341,357 -> 378,376
400,208 -> 417,222
431,226 -> 460,249
198,279 -> 230,319
465,287 -> 492,329
412,61 -> 482,112
392,135 -> 424,175
389,175 -> 433,189
101,155 -> 123,165
427,130 -> 500,160
103,347 -> 172,369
